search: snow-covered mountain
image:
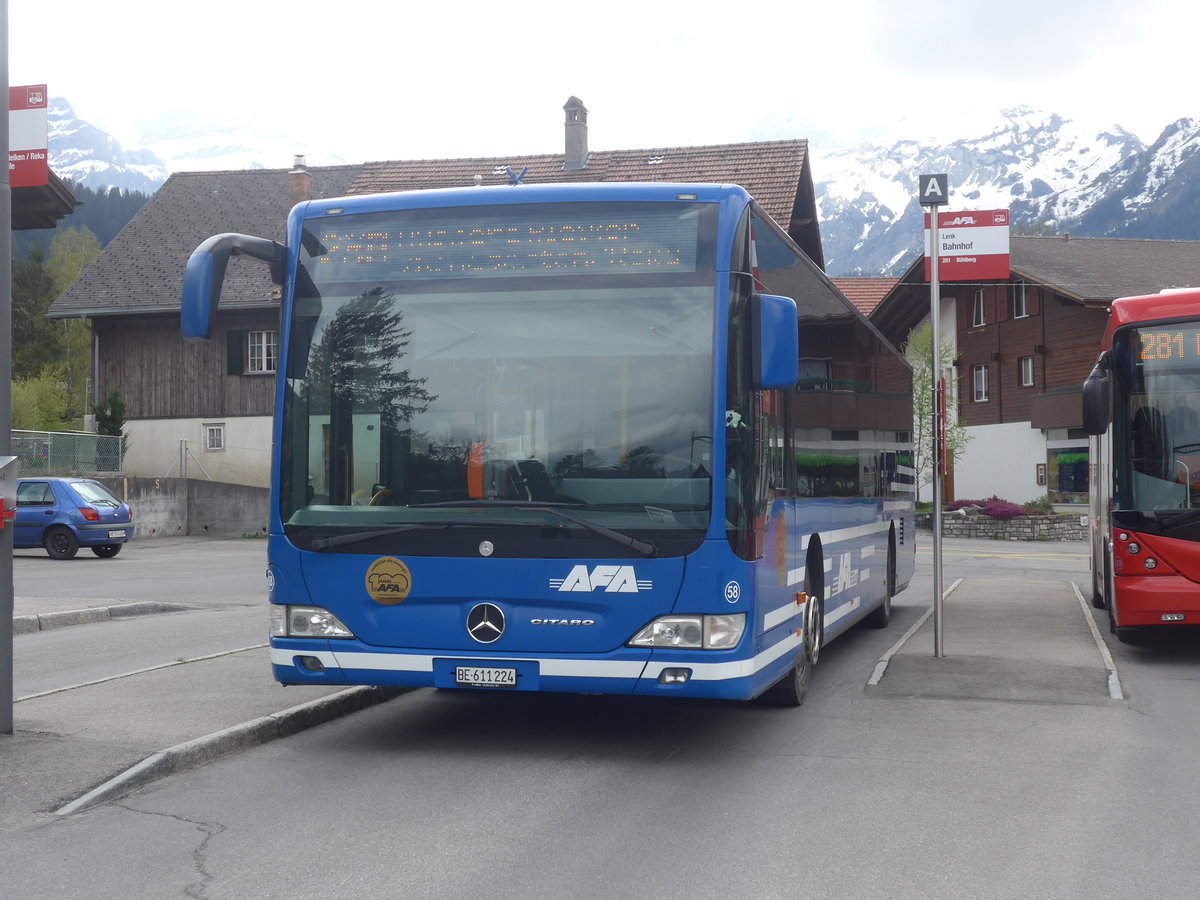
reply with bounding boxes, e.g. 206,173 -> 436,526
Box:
47,98 -> 1200,278
812,107 -> 1200,275
47,98 -> 169,193
47,98 -> 347,194
134,112 -> 348,176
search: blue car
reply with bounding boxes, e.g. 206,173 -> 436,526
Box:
14,477 -> 135,559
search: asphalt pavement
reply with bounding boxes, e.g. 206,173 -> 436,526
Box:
2,533 -> 1113,826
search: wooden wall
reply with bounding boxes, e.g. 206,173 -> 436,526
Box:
96,309 -> 280,419
955,283 -> 1108,428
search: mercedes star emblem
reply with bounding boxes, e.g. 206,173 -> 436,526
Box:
466,603 -> 505,643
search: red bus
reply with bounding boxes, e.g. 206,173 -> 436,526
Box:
1083,289 -> 1200,641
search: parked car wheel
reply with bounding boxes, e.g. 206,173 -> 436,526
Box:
91,544 -> 122,559
44,526 -> 80,560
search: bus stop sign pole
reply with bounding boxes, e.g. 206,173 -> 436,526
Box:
919,173 -> 948,659
1,0 -> 14,734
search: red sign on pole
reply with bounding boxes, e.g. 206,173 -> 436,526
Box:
9,84 -> 49,188
938,376 -> 948,475
923,208 -> 1010,280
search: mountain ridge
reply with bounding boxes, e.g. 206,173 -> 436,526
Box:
46,100 -> 1200,277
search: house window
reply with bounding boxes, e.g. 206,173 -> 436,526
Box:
972,364 -> 989,402
204,423 -> 226,452
248,330 -> 278,374
1019,355 -> 1034,387
1011,281 -> 1029,319
797,357 -> 832,391
972,290 -> 986,327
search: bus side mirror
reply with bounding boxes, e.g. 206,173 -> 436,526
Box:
1082,352 -> 1111,435
181,233 -> 286,340
751,293 -> 799,390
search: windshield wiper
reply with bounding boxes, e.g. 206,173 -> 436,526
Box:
306,513 -> 590,551
1158,509 -> 1200,532
309,522 -> 452,550
408,500 -> 657,557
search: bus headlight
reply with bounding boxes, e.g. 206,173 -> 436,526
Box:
271,605 -> 355,639
627,613 -> 745,649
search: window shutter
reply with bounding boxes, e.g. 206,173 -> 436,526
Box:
227,330 -> 245,375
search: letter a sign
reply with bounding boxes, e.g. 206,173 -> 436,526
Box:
919,173 -> 948,207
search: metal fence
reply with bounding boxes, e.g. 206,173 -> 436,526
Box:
12,429 -> 124,476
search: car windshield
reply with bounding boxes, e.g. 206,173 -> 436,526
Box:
279,201 -> 718,556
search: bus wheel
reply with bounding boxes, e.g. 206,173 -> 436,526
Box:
1091,556 -> 1109,610
765,579 -> 823,707
864,535 -> 895,628
1116,626 -> 1141,645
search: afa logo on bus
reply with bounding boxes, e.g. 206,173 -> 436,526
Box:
550,565 -> 653,593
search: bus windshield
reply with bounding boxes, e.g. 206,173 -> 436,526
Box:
279,201 -> 717,555
1116,323 -> 1200,511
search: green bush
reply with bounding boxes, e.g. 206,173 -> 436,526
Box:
1022,495 -> 1055,515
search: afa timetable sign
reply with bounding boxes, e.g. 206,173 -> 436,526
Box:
923,208 -> 1010,280
9,84 -> 49,188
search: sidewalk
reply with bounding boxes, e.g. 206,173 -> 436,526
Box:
4,592 -> 402,823
867,577 -> 1120,705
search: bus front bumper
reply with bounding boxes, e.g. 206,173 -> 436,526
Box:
268,635 -> 802,702
1114,574 -> 1200,626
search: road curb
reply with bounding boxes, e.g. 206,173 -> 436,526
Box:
13,601 -> 193,634
867,578 -> 963,686
55,685 -> 407,815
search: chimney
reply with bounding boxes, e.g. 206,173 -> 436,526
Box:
563,97 -> 588,171
289,154 -> 312,204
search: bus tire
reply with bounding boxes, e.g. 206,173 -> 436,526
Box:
1116,626 -> 1141,645
764,564 -> 823,707
1091,554 -> 1109,610
864,532 -> 895,629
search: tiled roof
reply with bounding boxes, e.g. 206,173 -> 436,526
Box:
1008,235 -> 1200,302
868,235 -> 1200,347
50,164 -> 362,317
52,139 -> 820,318
832,277 -> 900,317
353,140 -> 807,226
352,139 -> 822,266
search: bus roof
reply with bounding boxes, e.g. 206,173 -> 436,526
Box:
1103,289 -> 1200,347
299,181 -> 752,217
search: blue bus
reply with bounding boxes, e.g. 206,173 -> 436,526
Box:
181,182 -> 915,706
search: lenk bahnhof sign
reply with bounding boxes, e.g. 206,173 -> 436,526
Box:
923,208 -> 1010,281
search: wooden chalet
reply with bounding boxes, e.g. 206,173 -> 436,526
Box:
870,236 -> 1200,505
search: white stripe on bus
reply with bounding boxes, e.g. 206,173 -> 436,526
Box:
764,600 -> 801,630
270,629 -> 807,685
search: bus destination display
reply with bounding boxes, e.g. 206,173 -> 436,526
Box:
309,205 -> 703,282
1137,327 -> 1200,366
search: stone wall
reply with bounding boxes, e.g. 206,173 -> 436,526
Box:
98,477 -> 269,538
916,511 -> 1088,541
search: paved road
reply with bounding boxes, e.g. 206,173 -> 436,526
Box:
13,535 -> 269,617
5,534 -> 1200,898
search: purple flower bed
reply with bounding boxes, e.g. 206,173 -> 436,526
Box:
945,496 -> 1028,520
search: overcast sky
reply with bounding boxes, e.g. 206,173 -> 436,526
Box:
10,0 -> 1195,164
